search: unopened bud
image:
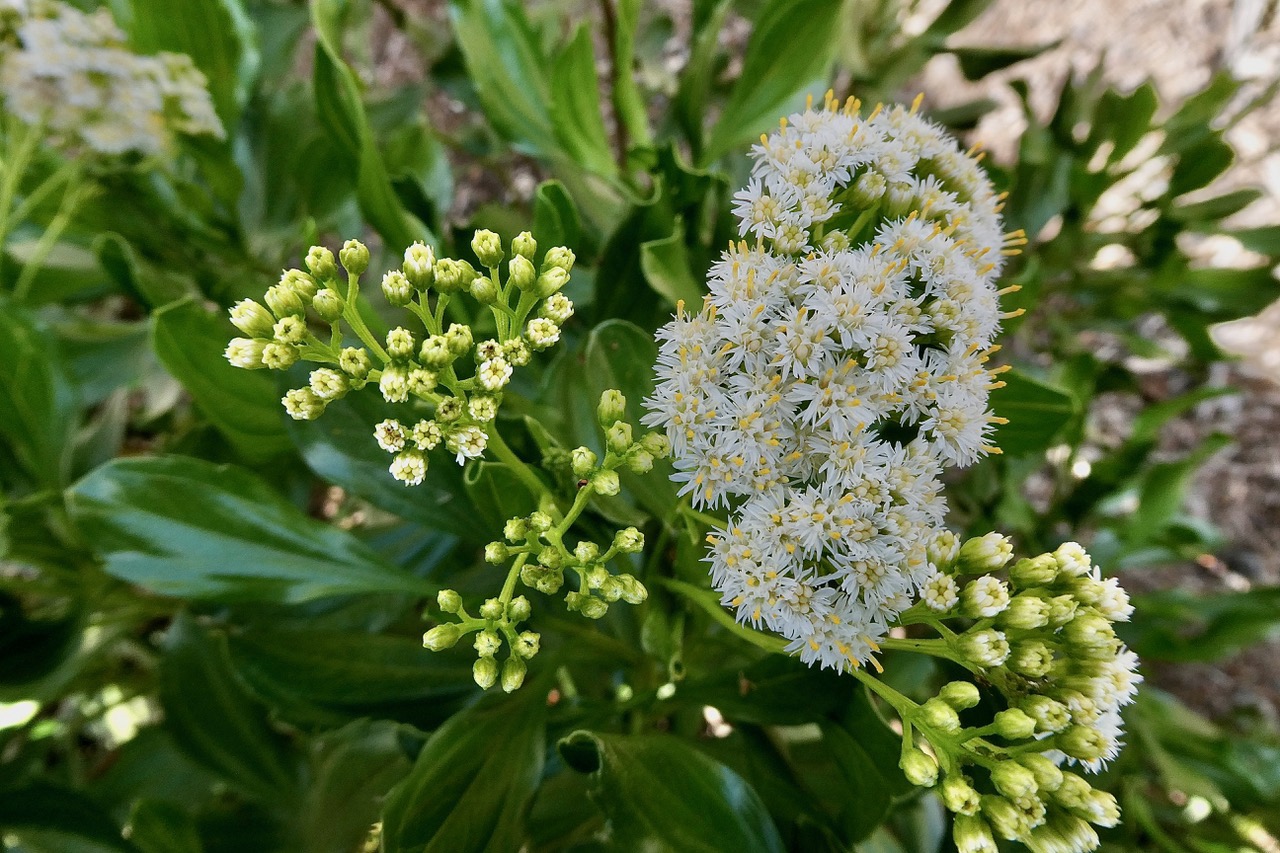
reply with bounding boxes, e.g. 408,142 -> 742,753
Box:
473,629 -> 502,658
339,239 -> 370,276
597,389 -> 626,427
1010,554 -> 1058,587
501,656 -> 527,692
528,512 -> 553,534
1000,595 -> 1051,630
484,542 -> 509,563
605,421 -> 633,453
851,169 -> 887,208
579,596 -> 608,619
900,747 -> 938,787
508,254 -> 536,291
573,541 -> 601,563
434,258 -> 477,293
614,527 -> 644,554
1020,696 -> 1071,734
508,595 -> 532,622
264,343 -> 300,370
437,589 -> 463,613
312,288 -> 344,323
306,246 -> 338,280
224,338 -> 267,369
422,623 -> 461,651
512,231 -> 536,259
938,681 -> 981,710
543,246 -> 575,273
1053,542 -> 1092,577
265,284 -> 306,318
1019,754 -> 1064,793
941,775 -> 981,816
382,270 -> 413,306
961,576 -> 1010,618
339,347 -> 372,380
990,760 -> 1038,800
980,795 -> 1026,841
927,529 -> 960,569
625,450 -> 654,474
479,598 -> 504,621
403,242 -> 436,289
471,229 -> 504,267
918,698 -> 961,733
956,628 -> 1010,668
616,574 -> 647,605
956,533 -> 1013,573
472,657 -> 499,690
504,517 -> 529,542
639,432 -> 671,457
513,630 -> 540,659
1058,725 -> 1107,762
535,266 -> 568,298
470,274 -> 499,304
229,299 -> 276,338
571,447 -> 598,478
590,469 -> 620,496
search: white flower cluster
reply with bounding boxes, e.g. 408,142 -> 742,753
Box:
0,1 -> 223,157
645,93 -> 1019,670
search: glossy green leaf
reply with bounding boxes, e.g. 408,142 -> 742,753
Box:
559,731 -> 785,853
380,693 -> 546,852
702,0 -> 839,164
640,218 -> 703,308
989,370 -> 1078,456
532,180 -> 583,251
679,654 -> 855,725
819,722 -> 892,842
311,0 -> 433,249
67,455 -> 436,603
0,303 -> 78,488
160,615 -> 298,802
152,298 -> 292,463
550,26 -> 616,177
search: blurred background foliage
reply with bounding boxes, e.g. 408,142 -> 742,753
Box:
1,0 -> 1278,850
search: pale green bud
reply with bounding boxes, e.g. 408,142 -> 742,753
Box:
961,576 -> 1010,618
605,421 -> 633,454
407,368 -> 437,397
273,315 -> 308,345
504,517 -> 529,542
1083,790 -> 1121,828
536,545 -> 563,570
419,335 -> 452,368
540,292 -> 574,324
422,623 -> 461,651
938,681 -> 980,710
1046,594 -> 1079,627
600,577 -> 624,603
980,796 -> 1026,842
952,814 -> 998,853
469,274 -> 499,304
616,574 -> 647,605
1007,640 -> 1055,679
379,366 -> 410,403
528,512 -> 553,534
484,542 -> 509,563
1069,576 -> 1105,607
598,389 -> 626,427
513,630 -> 540,659
941,775 -> 981,816
1061,610 -> 1116,652
1020,696 -> 1071,734
265,283 -> 306,318
280,268 -> 318,300
471,229 -> 504,267
508,595 -> 531,622
579,596 -> 608,620
434,258 -> 476,293
851,169 -> 887,208
614,527 -> 644,554
1053,772 -> 1092,809
1053,541 -> 1092,577
339,239 -> 370,276
639,432 -> 671,457
512,231 -> 536,259
1019,754 -> 1064,794
224,338 -> 267,369
1000,595 -> 1051,630
339,347 -> 372,381
524,317 -> 560,350
444,323 -> 473,356
590,469 -> 620,496
543,246 -> 575,273
473,657 -> 499,690
1010,554 -> 1058,587
918,698 -> 961,733
312,288 -> 344,323
508,255 -> 536,291
403,242 -> 435,289
382,270 -> 413,306
479,598 -> 504,621
501,656 -> 527,693
927,529 -> 960,569
625,449 -> 654,474
385,327 -> 416,361
883,180 -> 916,217
309,368 -> 349,401
535,267 -> 568,298
306,245 -> 338,280
991,760 -> 1038,800
585,566 -> 610,590
521,563 -> 564,595
503,337 -> 531,367
263,342 -> 300,370
571,447 -> 598,478
282,387 -> 324,420
956,533 -> 1013,573
473,629 -> 502,658
956,628 -> 1010,668
229,299 -> 275,338
435,396 -> 463,422
1058,725 -> 1107,762
900,747 -> 938,787
437,589 -> 463,613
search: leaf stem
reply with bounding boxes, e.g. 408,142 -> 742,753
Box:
657,577 -> 790,655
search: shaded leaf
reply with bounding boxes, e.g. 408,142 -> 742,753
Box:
989,370 -> 1078,455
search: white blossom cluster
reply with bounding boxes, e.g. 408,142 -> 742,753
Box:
0,1 -> 223,157
645,93 -> 1020,671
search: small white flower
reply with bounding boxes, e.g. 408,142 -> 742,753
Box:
374,419 -> 407,453
447,425 -> 487,465
477,357 -> 512,391
389,450 -> 426,485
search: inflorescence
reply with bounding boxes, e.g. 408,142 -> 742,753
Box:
644,92 -> 1026,672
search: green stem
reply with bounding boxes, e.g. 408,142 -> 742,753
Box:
483,420 -> 548,503
657,577 -> 790,655
0,118 -> 43,256
8,158 -> 78,229
677,502 -> 726,529
342,273 -> 391,363
880,636 -> 966,664
13,180 -> 91,303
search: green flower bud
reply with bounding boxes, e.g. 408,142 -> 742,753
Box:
408,368 -> 437,397
503,337 -> 531,366
605,421 -> 633,454
572,541 -> 601,564
434,258 -> 476,293
952,814 -> 997,853
280,268 -> 318,300
527,511 -> 552,534
543,246 -> 576,273
540,292 -> 574,324
990,760 -> 1038,800
484,542 -> 509,564
309,368 -> 349,401
265,283 -> 306,318
435,396 -> 463,422
508,254 -> 537,291
927,529 -> 960,570
263,342 -> 301,370
1020,695 -> 1071,734
382,270 -> 413,306
1019,754 -> 1064,793
511,231 -> 536,259
469,274 -> 499,304
273,315 -> 308,345
956,628 -> 1010,668
229,299 -> 276,338
536,545 -> 563,571
639,432 -> 671,457
883,180 -> 916,218
600,576 -> 625,603
1046,594 -> 1079,627
1083,789 -> 1121,828
1010,554 -> 1058,587
956,533 -> 1013,573
339,239 -> 370,276
385,327 -> 416,361
471,229 -> 504,268
282,387 -> 324,420
625,449 -> 654,474
981,795 -> 1027,841
585,566 -> 610,590
1053,541 -> 1092,577
851,169 -> 887,208
437,589 -> 463,613
312,288 -> 345,323
403,242 -> 435,289
306,245 -> 338,281
225,338 -> 268,369
598,389 -> 626,427
1000,594 -> 1051,630
501,656 -> 527,693
524,564 -> 564,595
524,317 -> 561,350
1061,610 -> 1116,652
513,631 -> 540,659
473,629 -> 502,658
918,698 -> 961,733
339,347 -> 373,381
900,747 -> 938,787
614,527 -> 644,554
1069,576 -> 1105,607
535,266 -> 568,298
379,366 -> 410,403
579,596 -> 609,620
961,576 -> 1010,618
422,623 -> 461,651
445,323 -> 473,356
1058,725 -> 1107,762
508,595 -> 532,622
571,447 -> 598,478
616,574 -> 647,605
590,469 -> 621,496
1053,772 -> 1093,809
479,598 -> 504,621
504,517 -> 529,542
473,656 -> 499,690
938,681 -> 981,710
941,775 -> 981,816
1007,640 -> 1055,679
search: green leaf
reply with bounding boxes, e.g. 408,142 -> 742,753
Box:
447,0 -> 555,154
126,801 -> 203,853
550,25 -> 616,177
0,302 -> 78,488
1125,586 -> 1280,663
559,731 -> 785,853
1226,225 -> 1280,256
989,370 -> 1078,456
160,614 -> 299,802
463,460 -> 540,532
0,784 -> 138,852
125,0 -> 259,127
380,693 -> 546,852
702,0 -> 839,164
151,298 -> 292,463
609,0 -> 654,152
532,180 -> 583,251
819,723 -> 892,842
640,217 -> 704,308
1087,82 -> 1158,165
673,0 -> 732,154
66,455 -> 436,603
679,655 -> 855,725
924,0 -> 994,40
1169,133 -> 1234,197
1171,189 -> 1263,223
1130,433 -> 1231,540
311,0 -> 433,249
949,41 -> 1059,81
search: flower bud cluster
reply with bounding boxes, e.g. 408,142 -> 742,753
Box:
422,391 -> 670,691
896,540 -> 1139,853
0,1 -> 223,158
225,232 -> 577,486
646,93 -> 1021,671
